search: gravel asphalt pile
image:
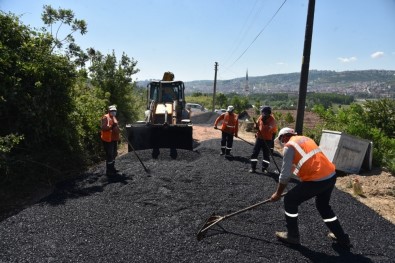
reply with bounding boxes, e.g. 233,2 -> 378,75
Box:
1,114 -> 395,262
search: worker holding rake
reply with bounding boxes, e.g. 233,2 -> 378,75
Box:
249,106 -> 277,174
214,105 -> 238,157
270,127 -> 352,249
101,105 -> 120,176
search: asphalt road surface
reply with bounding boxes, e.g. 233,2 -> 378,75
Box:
1,137 -> 394,262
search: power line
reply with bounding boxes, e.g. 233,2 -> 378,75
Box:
227,0 -> 288,69
222,0 -> 265,66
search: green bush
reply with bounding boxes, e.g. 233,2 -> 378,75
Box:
313,99 -> 395,174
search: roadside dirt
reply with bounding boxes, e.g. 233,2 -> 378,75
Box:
189,123 -> 395,225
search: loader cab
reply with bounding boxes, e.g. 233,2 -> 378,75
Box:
147,80 -> 186,107
126,78 -> 193,152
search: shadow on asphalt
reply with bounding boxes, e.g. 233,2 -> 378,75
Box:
40,172 -> 129,206
292,244 -> 373,263
202,223 -> 373,263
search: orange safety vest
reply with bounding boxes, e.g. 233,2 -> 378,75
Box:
214,112 -> 239,135
286,136 -> 335,181
101,113 -> 120,142
256,115 -> 277,140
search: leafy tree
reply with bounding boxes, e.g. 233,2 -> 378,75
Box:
88,50 -> 141,124
191,92 -> 203,97
216,93 -> 228,109
0,12 -> 84,182
229,96 -> 249,113
364,99 -> 395,138
41,5 -> 87,53
69,75 -> 107,162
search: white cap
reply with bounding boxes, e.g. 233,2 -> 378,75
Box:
227,105 -> 234,112
275,127 -> 297,141
108,105 -> 117,111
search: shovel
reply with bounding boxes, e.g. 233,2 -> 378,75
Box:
196,193 -> 286,241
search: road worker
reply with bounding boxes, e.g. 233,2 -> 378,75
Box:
270,127 -> 352,249
214,105 -> 238,157
101,105 -> 120,176
249,106 -> 277,174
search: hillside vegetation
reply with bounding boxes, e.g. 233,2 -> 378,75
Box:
171,70 -> 395,98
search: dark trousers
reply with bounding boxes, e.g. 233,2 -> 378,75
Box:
284,175 -> 347,239
103,140 -> 118,164
221,131 -> 234,153
250,138 -> 272,169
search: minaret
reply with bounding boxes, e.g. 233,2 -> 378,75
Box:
244,69 -> 249,95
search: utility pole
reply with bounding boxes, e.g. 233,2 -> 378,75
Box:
212,62 -> 218,112
295,0 -> 315,135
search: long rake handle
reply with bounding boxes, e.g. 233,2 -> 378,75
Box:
223,198 -> 272,219
214,128 -> 254,146
262,139 -> 281,173
236,135 -> 254,146
120,131 -> 149,173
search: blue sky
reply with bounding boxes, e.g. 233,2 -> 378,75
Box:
1,0 -> 394,81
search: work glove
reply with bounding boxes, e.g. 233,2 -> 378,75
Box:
235,134 -> 238,138
214,126 -> 218,129
112,122 -> 118,127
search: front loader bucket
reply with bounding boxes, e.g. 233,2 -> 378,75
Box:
126,123 -> 193,151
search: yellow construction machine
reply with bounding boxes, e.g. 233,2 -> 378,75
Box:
126,72 -> 193,151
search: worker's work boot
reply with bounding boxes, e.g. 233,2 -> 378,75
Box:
109,163 -> 119,175
152,148 -> 160,159
262,168 -> 268,174
112,161 -> 119,173
106,163 -> 116,177
170,148 -> 178,159
249,162 -> 257,173
275,231 -> 300,245
225,149 -> 233,158
325,220 -> 352,249
328,232 -> 353,249
220,148 -> 225,156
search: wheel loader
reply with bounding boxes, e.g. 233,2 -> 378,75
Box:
126,72 -> 193,151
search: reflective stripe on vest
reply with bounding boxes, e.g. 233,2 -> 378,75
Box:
221,113 -> 237,132
286,136 -> 335,181
288,141 -> 322,176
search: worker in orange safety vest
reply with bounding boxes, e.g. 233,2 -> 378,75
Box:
101,105 -> 120,176
214,105 -> 238,157
270,127 -> 352,249
249,106 -> 277,174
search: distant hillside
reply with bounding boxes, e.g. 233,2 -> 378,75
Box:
136,70 -> 395,98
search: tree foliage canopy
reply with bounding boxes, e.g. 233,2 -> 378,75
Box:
0,9 -> 140,186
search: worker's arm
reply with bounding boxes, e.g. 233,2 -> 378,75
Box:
214,114 -> 224,128
271,146 -> 295,201
101,116 -> 112,131
271,183 -> 287,201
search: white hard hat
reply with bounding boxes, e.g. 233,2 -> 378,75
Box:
275,127 -> 297,141
108,105 -> 117,111
227,105 -> 234,112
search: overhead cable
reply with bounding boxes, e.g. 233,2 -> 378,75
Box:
228,0 -> 288,68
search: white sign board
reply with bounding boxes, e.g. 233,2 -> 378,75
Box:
319,130 -> 371,174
